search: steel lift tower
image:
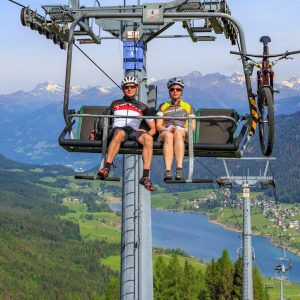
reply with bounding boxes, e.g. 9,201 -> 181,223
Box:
218,157 -> 275,300
19,1 -> 251,299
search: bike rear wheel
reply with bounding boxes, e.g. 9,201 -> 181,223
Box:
258,86 -> 274,156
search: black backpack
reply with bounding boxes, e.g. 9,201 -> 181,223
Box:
93,107 -> 112,140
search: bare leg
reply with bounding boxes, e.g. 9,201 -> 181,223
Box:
173,130 -> 186,168
106,129 -> 126,163
160,131 -> 174,170
137,133 -> 153,170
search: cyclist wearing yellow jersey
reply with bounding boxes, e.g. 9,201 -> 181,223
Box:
156,77 -> 196,181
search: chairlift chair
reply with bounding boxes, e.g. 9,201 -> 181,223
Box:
19,0 -> 265,182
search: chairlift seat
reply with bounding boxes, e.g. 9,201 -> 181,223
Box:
59,106 -> 243,158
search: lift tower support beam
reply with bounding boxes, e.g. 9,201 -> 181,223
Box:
122,41 -> 153,299
218,157 -> 275,300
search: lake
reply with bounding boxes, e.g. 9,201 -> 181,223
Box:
110,204 -> 300,283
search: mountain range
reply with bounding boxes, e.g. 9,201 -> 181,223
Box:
0,71 -> 300,167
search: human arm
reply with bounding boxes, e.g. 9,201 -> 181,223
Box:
156,118 -> 166,133
138,105 -> 156,136
156,104 -> 176,133
183,105 -> 196,132
191,105 -> 196,131
146,120 -> 156,136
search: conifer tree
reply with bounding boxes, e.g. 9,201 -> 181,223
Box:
204,258 -> 218,299
102,277 -> 120,300
181,260 -> 200,300
253,266 -> 268,300
164,255 -> 184,300
196,267 -> 205,299
154,256 -> 167,300
216,250 -> 234,300
232,256 -> 242,300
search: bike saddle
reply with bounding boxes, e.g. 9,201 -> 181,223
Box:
260,36 -> 271,46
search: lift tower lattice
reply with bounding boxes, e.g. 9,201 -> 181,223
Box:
218,157 -> 275,300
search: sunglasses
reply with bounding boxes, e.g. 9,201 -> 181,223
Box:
124,85 -> 137,90
169,88 -> 182,92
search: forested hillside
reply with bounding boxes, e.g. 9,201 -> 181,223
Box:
0,155 -> 119,299
153,250 -> 268,300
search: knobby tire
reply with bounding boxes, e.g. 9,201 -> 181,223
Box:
258,86 -> 274,156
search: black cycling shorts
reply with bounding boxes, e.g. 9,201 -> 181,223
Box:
108,126 -> 145,143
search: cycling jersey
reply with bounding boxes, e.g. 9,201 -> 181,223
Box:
108,97 -> 153,130
156,99 -> 194,128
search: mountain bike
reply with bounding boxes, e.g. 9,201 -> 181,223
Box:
231,36 -> 300,156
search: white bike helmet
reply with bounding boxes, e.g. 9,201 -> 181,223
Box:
167,77 -> 184,89
121,76 -> 139,88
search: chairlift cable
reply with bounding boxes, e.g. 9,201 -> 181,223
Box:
221,185 -> 242,231
194,159 -> 242,231
195,158 -> 219,178
269,161 -> 286,259
74,43 -> 122,90
9,0 -> 121,90
8,0 -> 25,8
255,254 -> 270,277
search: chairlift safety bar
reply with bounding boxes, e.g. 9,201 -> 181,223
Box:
68,113 -> 238,123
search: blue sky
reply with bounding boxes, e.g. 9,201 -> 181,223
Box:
1,0 -> 300,93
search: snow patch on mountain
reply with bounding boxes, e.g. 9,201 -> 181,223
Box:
71,85 -> 90,95
229,72 -> 245,85
97,87 -> 111,94
28,81 -> 90,100
281,77 -> 300,90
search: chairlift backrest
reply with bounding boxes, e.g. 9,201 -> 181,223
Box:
195,108 -> 238,144
77,106 -> 108,140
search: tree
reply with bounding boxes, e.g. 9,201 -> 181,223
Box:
253,266 -> 268,300
102,277 -> 120,300
232,256 -> 242,300
154,256 -> 167,300
181,260 -> 201,300
164,255 -> 184,300
216,250 -> 234,300
204,258 -> 218,299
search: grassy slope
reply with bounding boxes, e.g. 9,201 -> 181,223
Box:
151,189 -> 214,209
61,201 -> 121,242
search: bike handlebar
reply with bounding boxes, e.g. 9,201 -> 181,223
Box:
230,49 -> 300,59
230,50 -> 300,58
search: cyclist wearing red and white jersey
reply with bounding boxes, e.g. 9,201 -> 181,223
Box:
98,76 -> 156,191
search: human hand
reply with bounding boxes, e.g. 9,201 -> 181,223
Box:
175,126 -> 186,132
165,125 -> 176,133
89,130 -> 95,140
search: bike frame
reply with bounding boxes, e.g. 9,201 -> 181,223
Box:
257,43 -> 274,90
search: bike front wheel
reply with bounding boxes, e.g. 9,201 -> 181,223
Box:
258,86 -> 274,156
